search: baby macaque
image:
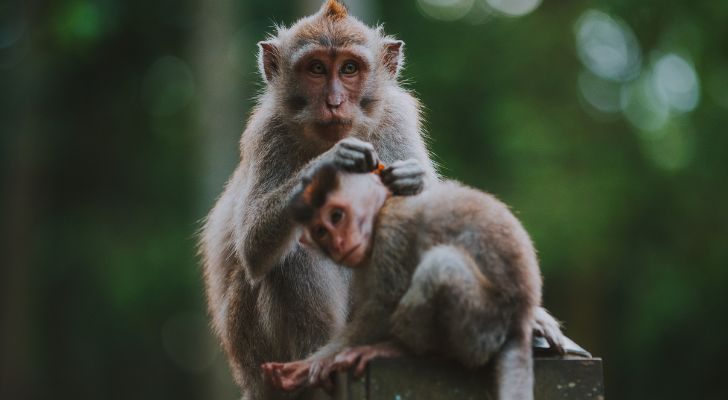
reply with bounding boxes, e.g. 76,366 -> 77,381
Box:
262,159 -> 543,399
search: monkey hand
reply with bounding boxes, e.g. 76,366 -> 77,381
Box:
380,159 -> 426,196
331,137 -> 380,173
261,359 -> 313,392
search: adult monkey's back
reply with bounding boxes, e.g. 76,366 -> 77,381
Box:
200,1 -> 435,398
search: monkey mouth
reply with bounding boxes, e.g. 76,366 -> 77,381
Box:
315,119 -> 353,127
338,244 -> 361,265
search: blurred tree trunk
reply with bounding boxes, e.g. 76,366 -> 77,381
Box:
192,0 -> 245,399
0,5 -> 37,399
193,0 -> 245,207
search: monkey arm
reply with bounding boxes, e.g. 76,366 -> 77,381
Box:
238,138 -> 383,283
238,178 -> 301,283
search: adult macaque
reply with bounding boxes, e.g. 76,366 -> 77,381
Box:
200,1 -> 564,398
263,161 -> 542,399
200,2 -> 434,398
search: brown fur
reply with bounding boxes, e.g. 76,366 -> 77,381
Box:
323,0 -> 348,21
199,2 -> 436,399
300,174 -> 541,399
202,2 -> 566,399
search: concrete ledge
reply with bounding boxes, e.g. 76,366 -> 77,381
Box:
334,356 -> 604,400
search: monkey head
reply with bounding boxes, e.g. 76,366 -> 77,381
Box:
289,163 -> 390,267
257,0 -> 405,149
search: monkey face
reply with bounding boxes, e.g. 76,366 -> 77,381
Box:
304,173 -> 387,268
257,1 -> 405,149
291,46 -> 372,143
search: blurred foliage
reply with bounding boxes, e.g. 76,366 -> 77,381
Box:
1,1 -> 727,399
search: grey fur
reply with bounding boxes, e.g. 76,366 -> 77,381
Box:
199,3 -> 435,399
305,180 -> 543,400
201,2 -> 565,399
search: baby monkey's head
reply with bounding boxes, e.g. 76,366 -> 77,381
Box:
289,162 -> 390,267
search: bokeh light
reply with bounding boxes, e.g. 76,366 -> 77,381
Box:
578,70 -> 622,115
140,56 -> 196,117
485,0 -> 541,17
639,120 -> 695,171
53,1 -> 104,45
652,53 -> 700,113
416,0 -> 475,22
575,10 -> 641,83
620,71 -> 670,133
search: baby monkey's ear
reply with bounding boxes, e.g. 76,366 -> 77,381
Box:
288,162 -> 341,224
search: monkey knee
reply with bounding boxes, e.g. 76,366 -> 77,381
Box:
415,245 -> 474,285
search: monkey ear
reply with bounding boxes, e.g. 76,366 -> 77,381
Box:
383,40 -> 405,78
258,40 -> 280,83
299,231 -> 313,247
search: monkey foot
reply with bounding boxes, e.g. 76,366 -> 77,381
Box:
331,342 -> 404,377
261,359 -> 312,392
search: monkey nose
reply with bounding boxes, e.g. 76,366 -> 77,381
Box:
334,237 -> 345,252
327,95 -> 344,108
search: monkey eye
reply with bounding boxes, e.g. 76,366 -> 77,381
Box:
341,61 -> 358,75
309,61 -> 326,75
330,208 -> 344,225
314,226 -> 328,240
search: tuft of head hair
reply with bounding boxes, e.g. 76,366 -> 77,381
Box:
289,162 -> 341,223
320,0 -> 348,21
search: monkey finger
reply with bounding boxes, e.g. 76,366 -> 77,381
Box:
381,169 -> 425,186
308,361 -> 323,385
388,179 -> 424,195
271,366 -> 284,390
319,361 -> 338,384
339,137 -> 374,153
334,149 -> 370,172
354,351 -> 379,377
380,165 -> 424,182
332,157 -> 359,171
339,140 -> 378,170
334,348 -> 362,367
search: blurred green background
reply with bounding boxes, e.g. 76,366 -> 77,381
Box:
2,0 -> 727,399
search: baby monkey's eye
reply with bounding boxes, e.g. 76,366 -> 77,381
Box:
341,61 -> 358,75
330,208 -> 344,225
314,226 -> 328,239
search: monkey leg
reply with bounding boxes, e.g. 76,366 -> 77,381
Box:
495,335 -> 534,400
391,245 -> 508,368
532,306 -> 567,354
